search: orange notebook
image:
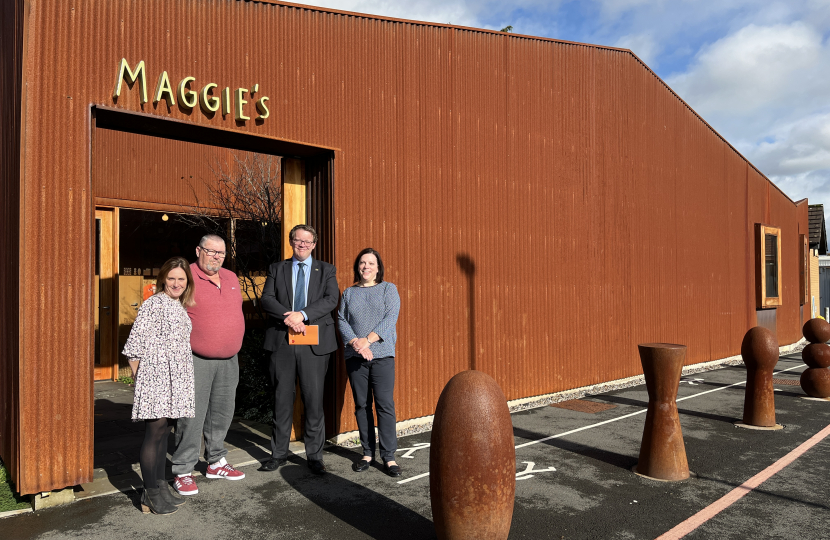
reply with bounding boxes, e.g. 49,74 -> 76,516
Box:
289,326 -> 319,345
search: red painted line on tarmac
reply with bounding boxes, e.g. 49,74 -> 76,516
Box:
656,422 -> 830,540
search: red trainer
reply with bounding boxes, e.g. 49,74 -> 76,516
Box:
205,460 -> 246,480
173,474 -> 199,496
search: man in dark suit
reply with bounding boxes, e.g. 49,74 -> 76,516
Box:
259,224 -> 339,474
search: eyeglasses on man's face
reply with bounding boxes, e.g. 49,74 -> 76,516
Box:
199,247 -> 226,258
292,239 -> 316,246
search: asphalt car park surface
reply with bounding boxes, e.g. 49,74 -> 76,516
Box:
5,353 -> 830,539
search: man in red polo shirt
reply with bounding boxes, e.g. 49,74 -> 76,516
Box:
171,234 -> 246,495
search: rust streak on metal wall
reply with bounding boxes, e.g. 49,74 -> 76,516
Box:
13,0 -> 810,493
0,0 -> 25,491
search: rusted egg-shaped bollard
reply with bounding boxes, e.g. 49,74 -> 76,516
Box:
800,369 -> 830,398
430,371 -> 515,540
802,343 -> 830,368
802,318 -> 830,344
740,326 -> 779,427
635,344 -> 689,481
801,319 -> 830,399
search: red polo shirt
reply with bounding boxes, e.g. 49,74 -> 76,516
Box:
187,262 -> 245,358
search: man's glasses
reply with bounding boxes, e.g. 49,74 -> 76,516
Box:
292,239 -> 316,246
199,247 -> 226,257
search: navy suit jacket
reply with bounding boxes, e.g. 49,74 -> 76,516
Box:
260,258 -> 339,355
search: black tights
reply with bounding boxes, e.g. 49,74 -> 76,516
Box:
140,418 -> 170,489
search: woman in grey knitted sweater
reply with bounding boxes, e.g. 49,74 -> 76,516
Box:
337,248 -> 402,476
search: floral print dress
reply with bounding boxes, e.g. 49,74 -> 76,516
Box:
123,293 -> 195,420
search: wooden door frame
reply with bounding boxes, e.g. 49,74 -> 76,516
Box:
94,207 -> 119,381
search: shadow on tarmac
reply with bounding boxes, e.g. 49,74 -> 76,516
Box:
512,426 -> 637,470
274,451 -> 436,540
93,397 -> 146,489
598,395 -> 740,424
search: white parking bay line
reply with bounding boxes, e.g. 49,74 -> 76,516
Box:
398,472 -> 431,484
398,364 -> 805,484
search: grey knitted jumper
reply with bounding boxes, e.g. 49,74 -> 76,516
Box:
337,281 -> 401,360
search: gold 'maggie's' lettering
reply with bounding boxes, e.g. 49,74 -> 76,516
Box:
112,59 -> 148,103
177,77 -> 198,109
234,88 -> 250,121
256,97 -> 270,120
110,60 -> 268,123
199,83 -> 220,113
153,71 -> 175,106
221,87 -> 231,116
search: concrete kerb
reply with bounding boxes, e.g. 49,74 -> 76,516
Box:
0,507 -> 33,520
329,338 -> 808,446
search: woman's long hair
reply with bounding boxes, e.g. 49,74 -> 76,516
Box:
155,256 -> 196,307
352,248 -> 385,284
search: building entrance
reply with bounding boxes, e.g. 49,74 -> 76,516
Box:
87,108 -> 338,488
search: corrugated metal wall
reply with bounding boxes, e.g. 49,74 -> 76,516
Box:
10,0 -> 809,493
92,127 -> 253,209
0,0 -> 25,491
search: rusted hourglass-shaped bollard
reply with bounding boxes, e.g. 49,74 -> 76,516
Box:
738,326 -> 781,428
800,319 -> 830,399
634,343 -> 690,481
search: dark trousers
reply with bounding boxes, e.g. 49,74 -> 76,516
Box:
269,344 -> 329,461
346,356 -> 397,463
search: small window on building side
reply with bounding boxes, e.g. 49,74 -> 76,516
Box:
757,224 -> 782,308
800,234 -> 808,306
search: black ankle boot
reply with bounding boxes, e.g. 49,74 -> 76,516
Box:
157,480 -> 186,506
141,487 -> 178,515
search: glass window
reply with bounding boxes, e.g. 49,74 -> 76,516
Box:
119,209 -> 218,276
765,233 -> 778,298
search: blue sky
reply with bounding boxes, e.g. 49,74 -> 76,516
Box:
302,1 -> 830,219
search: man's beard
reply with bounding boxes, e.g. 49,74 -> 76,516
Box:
205,261 -> 222,273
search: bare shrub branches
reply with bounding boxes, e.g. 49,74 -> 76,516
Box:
180,152 -> 282,321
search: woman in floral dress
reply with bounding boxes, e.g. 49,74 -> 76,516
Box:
123,256 -> 196,515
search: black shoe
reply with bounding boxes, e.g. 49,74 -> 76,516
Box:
353,459 -> 372,472
384,463 -> 402,478
157,480 -> 186,507
308,459 -> 327,475
140,487 -> 178,515
259,458 -> 288,472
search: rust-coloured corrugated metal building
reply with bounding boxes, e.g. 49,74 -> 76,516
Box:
0,0 -> 811,495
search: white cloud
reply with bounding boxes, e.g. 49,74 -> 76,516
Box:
749,114 -> 830,176
614,33 -> 661,66
770,169 -> 830,221
596,0 -> 667,19
667,22 -> 826,116
662,18 -> 830,214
